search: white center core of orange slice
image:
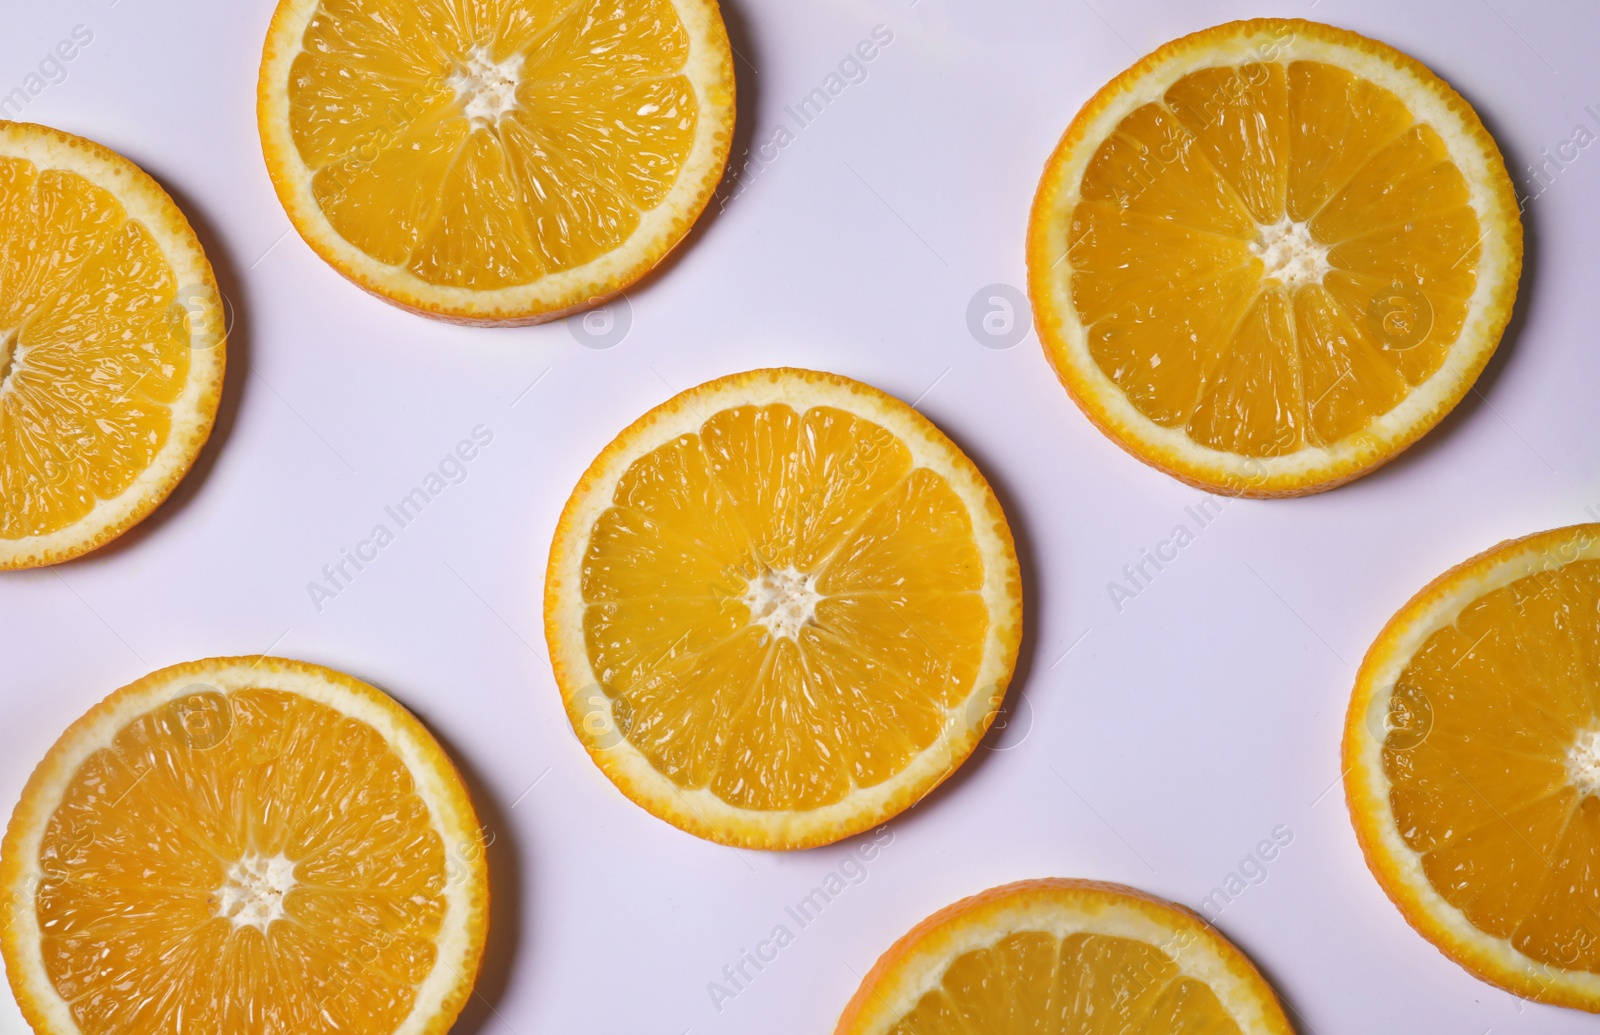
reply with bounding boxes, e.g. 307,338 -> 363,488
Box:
0,327 -> 18,393
448,47 -> 521,128
449,46 -> 523,128
216,853 -> 297,931
1570,727 -> 1600,798
1250,218 -> 1329,289
743,567 -> 821,640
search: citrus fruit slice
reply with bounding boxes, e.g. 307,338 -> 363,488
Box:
545,368 -> 1022,850
0,657 -> 489,1035
0,122 -> 226,569
1027,18 -> 1521,496
835,878 -> 1294,1034
257,0 -> 735,325
1345,524 -> 1600,1011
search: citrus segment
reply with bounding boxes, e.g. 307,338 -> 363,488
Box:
1028,18 -> 1520,495
258,0 -> 735,324
0,657 -> 488,1035
0,123 -> 224,568
835,879 -> 1293,1035
1345,525 -> 1600,1010
545,368 -> 1022,849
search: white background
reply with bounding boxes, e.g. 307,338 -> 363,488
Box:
1,0 -> 1597,1031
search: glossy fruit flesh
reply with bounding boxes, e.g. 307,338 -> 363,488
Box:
1385,560 -> 1600,972
290,0 -> 700,288
0,158 -> 189,539
36,688 -> 448,1034
1071,59 -> 1478,455
582,403 -> 989,811
887,930 -> 1240,1034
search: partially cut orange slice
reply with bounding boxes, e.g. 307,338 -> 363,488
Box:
1346,525 -> 1600,1011
257,0 -> 735,324
0,657 -> 488,1035
835,879 -> 1294,1034
0,122 -> 225,568
545,368 -> 1022,849
1028,19 -> 1521,496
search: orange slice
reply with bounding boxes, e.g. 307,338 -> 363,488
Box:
0,657 -> 488,1035
257,0 -> 735,325
1028,19 -> 1521,496
544,368 -> 1022,849
0,122 -> 225,568
835,879 -> 1294,1034
1345,524 -> 1600,1011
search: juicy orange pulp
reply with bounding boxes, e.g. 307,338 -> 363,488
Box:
291,0 -> 701,289
36,689 -> 447,1034
1385,561 -> 1600,972
0,158 -> 189,538
887,930 -> 1240,1033
1071,59 -> 1479,455
581,403 -> 989,811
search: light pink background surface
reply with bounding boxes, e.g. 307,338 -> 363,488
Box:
1,0 -> 1597,1031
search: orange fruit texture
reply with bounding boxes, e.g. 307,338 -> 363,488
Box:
257,0 -> 736,324
0,658 -> 489,1035
545,368 -> 1023,849
1029,19 -> 1520,496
